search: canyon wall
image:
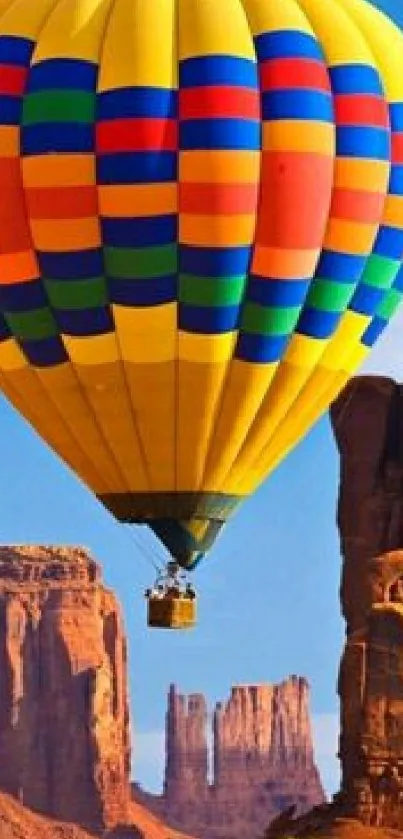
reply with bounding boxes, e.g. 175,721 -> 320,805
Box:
135,677 -> 324,839
0,545 -> 130,831
331,376 -> 403,830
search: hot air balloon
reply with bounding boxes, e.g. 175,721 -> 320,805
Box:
0,0 -> 402,627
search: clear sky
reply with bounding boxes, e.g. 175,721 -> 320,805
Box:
0,0 -> 402,805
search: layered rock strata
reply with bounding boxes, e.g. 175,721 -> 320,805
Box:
135,677 -> 324,839
0,545 -> 130,830
331,376 -> 403,829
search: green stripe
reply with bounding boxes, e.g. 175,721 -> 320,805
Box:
105,245 -> 177,279
377,288 -> 402,319
45,277 -> 107,310
361,254 -> 400,289
179,274 -> 245,306
6,308 -> 58,340
306,279 -> 354,313
241,303 -> 300,335
23,91 -> 95,124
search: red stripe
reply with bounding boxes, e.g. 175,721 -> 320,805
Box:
334,94 -> 389,127
259,58 -> 330,93
180,86 -> 260,120
96,118 -> 177,153
256,151 -> 333,248
330,187 -> 385,223
0,64 -> 26,96
26,185 -> 98,219
392,133 -> 403,163
180,182 -> 259,214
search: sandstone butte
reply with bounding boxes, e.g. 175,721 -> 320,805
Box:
0,545 -> 193,839
330,376 -> 403,832
262,375 -> 403,839
134,678 -> 325,839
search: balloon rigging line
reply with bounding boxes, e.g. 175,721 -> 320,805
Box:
122,524 -> 165,575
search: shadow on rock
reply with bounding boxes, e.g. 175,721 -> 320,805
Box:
103,826 -> 144,839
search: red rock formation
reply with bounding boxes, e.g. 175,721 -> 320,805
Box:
135,677 -> 325,839
164,685 -> 208,806
0,546 -> 130,831
331,377 -> 403,830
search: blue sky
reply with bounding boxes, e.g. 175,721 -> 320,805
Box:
0,0 -> 403,804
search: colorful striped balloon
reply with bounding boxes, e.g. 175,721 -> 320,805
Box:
0,0 -> 402,568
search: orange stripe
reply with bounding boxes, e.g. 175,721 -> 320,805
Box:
26,185 -> 98,219
98,183 -> 177,217
383,194 -> 403,228
0,126 -> 18,157
0,251 -> 38,284
252,246 -> 319,279
180,151 -> 260,183
324,218 -> 378,254
179,183 -> 258,215
335,158 -> 389,191
23,154 -> 95,187
30,217 -> 100,250
330,188 -> 385,223
180,214 -> 255,247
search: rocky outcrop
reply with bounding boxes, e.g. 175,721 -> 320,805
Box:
135,677 -> 325,839
164,685 -> 209,805
0,546 -> 130,831
331,376 -> 403,830
0,789 -> 196,839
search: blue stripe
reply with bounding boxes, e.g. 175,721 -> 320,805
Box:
180,56 -> 258,88
389,165 -> 403,195
316,250 -> 366,283
390,103 -> 403,132
0,36 -> 33,66
362,315 -> 387,347
20,336 -> 67,367
255,30 -> 324,63
394,265 -> 403,292
0,96 -> 22,125
0,314 -> 11,341
180,118 -> 260,150
0,280 -> 47,312
336,126 -> 390,160
22,124 -> 93,154
247,277 -> 309,307
56,307 -> 113,337
350,284 -> 385,315
236,332 -> 289,363
329,64 -> 383,95
262,89 -> 333,122
109,276 -> 176,306
179,304 -> 239,333
374,225 -> 403,260
297,308 -> 340,339
97,87 -> 177,120
180,246 -> 250,277
97,152 -> 177,184
101,215 -> 176,248
27,58 -> 97,92
38,249 -> 104,280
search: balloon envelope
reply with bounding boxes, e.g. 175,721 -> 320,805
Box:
0,0 -> 402,568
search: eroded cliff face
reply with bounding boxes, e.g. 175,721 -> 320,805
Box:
0,546 -> 130,831
135,677 -> 324,839
331,376 -> 403,830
